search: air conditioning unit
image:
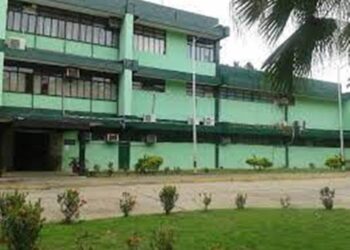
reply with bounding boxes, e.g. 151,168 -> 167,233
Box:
145,134 -> 157,145
221,137 -> 232,145
143,114 -> 156,123
187,117 -> 200,125
105,133 -> 119,144
6,38 -> 26,50
203,116 -> 215,126
108,17 -> 120,29
65,68 -> 80,79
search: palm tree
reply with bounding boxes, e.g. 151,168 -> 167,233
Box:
231,0 -> 350,95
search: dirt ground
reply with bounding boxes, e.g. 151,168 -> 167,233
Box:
1,172 -> 350,222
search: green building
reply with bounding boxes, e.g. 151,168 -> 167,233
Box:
0,0 -> 347,172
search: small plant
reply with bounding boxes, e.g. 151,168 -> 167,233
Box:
199,193 -> 212,211
126,233 -> 142,250
3,198 -> 44,250
173,167 -> 182,175
325,155 -> 344,170
135,155 -> 164,174
57,189 -> 87,223
119,192 -> 137,217
203,168 -> 210,174
320,187 -> 335,210
164,167 -> 171,175
92,164 -> 101,176
107,162 -> 114,177
246,155 -> 273,170
159,186 -> 179,215
309,163 -> 316,170
0,191 -> 27,239
235,193 -> 247,209
280,195 -> 291,209
150,226 -> 175,250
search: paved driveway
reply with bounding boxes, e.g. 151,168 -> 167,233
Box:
1,174 -> 349,221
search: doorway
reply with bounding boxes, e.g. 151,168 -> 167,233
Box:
13,131 -> 51,171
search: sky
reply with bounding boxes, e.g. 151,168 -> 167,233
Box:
145,0 -> 349,88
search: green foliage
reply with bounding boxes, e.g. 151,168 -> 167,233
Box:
1,192 -> 44,250
173,167 -> 182,175
209,244 -> 227,250
126,233 -> 142,250
199,193 -> 212,211
203,168 -> 210,174
159,186 -> 179,215
135,155 -> 164,174
246,155 -> 273,170
119,192 -> 137,217
107,162 -> 114,177
57,189 -> 87,224
235,193 -> 247,210
325,155 -> 345,170
150,226 -> 176,250
320,187 -> 335,210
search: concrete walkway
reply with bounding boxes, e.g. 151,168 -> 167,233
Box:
1,173 -> 349,221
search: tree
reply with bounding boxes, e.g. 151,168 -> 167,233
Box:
231,0 -> 350,94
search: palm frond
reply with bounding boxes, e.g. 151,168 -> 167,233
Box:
263,17 -> 338,93
340,23 -> 350,51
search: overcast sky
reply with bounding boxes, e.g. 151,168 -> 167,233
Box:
146,0 -> 349,87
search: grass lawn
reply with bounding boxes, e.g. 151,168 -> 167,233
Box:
1,209 -> 349,250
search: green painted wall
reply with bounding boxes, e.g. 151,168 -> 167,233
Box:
61,131 -> 79,171
130,142 -> 215,170
5,31 -> 119,61
118,13 -> 134,116
85,142 -> 119,171
289,97 -> 339,130
219,144 -> 285,169
342,99 -> 350,130
134,30 -> 216,76
2,93 -> 117,114
220,100 -> 284,125
132,80 -> 215,120
289,146 -> 339,169
0,0 -> 7,106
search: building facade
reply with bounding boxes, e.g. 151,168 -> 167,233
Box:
0,0 -> 348,172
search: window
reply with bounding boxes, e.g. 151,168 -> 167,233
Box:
186,83 -> 215,98
6,5 -> 119,47
188,37 -> 215,63
219,87 -> 274,103
3,61 -> 118,101
134,25 -> 166,54
3,66 -> 33,93
133,77 -> 165,92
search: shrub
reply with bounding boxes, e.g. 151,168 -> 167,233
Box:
126,233 -> 142,250
325,155 -> 344,170
107,162 -> 114,177
164,167 -> 171,175
57,189 -> 87,223
280,195 -> 291,209
199,193 -> 212,211
235,193 -> 247,209
309,163 -> 316,170
159,186 -> 179,215
320,187 -> 335,210
246,156 -> 273,170
203,168 -> 210,174
173,167 -> 182,175
135,155 -> 164,174
91,164 -> 101,176
0,191 -> 27,240
2,198 -> 44,250
119,192 -> 137,217
150,226 -> 175,250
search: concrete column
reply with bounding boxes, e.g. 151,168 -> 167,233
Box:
0,0 -> 8,106
118,13 -> 134,116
